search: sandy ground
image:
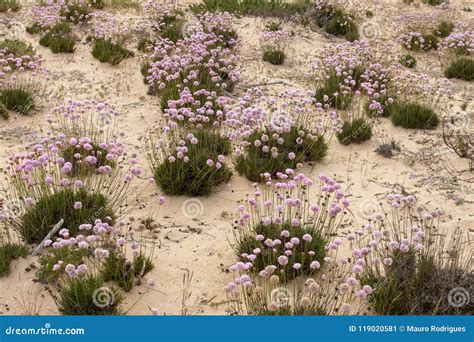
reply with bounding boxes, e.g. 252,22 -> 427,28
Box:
0,0 -> 473,315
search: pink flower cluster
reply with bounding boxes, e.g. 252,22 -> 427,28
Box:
88,11 -> 132,43
144,14 -> 239,93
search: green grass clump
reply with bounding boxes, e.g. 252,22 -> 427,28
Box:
235,126 -> 327,182
0,40 -> 34,57
362,252 -> 473,315
422,0 -> 447,5
20,188 -> 115,244
57,275 -> 123,315
0,244 -> 28,277
62,144 -> 115,176
337,118 -> 372,145
0,86 -> 35,114
190,0 -> 310,17
444,58 -> 474,81
435,21 -> 454,38
365,95 -> 394,117
312,4 -> 358,41
101,251 -> 154,291
265,21 -> 282,31
137,38 -> 154,52
159,20 -> 185,43
0,0 -> 19,12
154,131 -> 232,196
60,2 -> 90,24
314,67 -> 365,109
399,54 -> 417,68
39,22 -> 76,53
89,0 -> 105,9
0,103 -> 8,119
37,247 -> 90,283
237,222 -> 327,281
26,23 -> 43,35
390,102 -> 440,129
91,39 -> 134,65
262,49 -> 286,65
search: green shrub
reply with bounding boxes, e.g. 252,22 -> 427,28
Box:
237,222 -> 327,281
363,253 -> 473,315
399,54 -> 417,68
26,23 -> 43,35
337,118 -> 372,145
91,39 -> 133,65
20,188 -> 115,244
36,247 -> 90,283
0,102 -> 8,119
57,275 -> 123,315
262,49 -> 286,65
0,0 -> 19,12
159,20 -> 185,43
314,67 -> 365,109
89,0 -> 105,9
444,58 -> 474,81
0,40 -> 35,57
154,130 -> 232,196
422,33 -> 439,50
435,21 -> 454,38
101,250 -> 154,291
365,95 -> 394,117
0,244 -> 28,277
137,38 -> 154,52
0,86 -> 35,114
312,4 -> 358,41
265,21 -> 282,31
62,144 -> 115,176
60,2 -> 90,24
39,22 -> 76,53
190,0 -> 310,17
390,102 -> 440,129
235,126 -> 328,182
422,0 -> 447,5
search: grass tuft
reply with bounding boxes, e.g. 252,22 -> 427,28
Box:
91,39 -> 134,65
20,188 -> 114,244
337,118 -> 372,145
0,244 -> 28,277
39,22 -> 76,53
57,275 -> 123,315
390,102 -> 440,129
444,58 -> 474,81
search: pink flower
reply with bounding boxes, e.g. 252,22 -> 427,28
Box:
73,201 -> 83,210
277,255 -> 288,266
